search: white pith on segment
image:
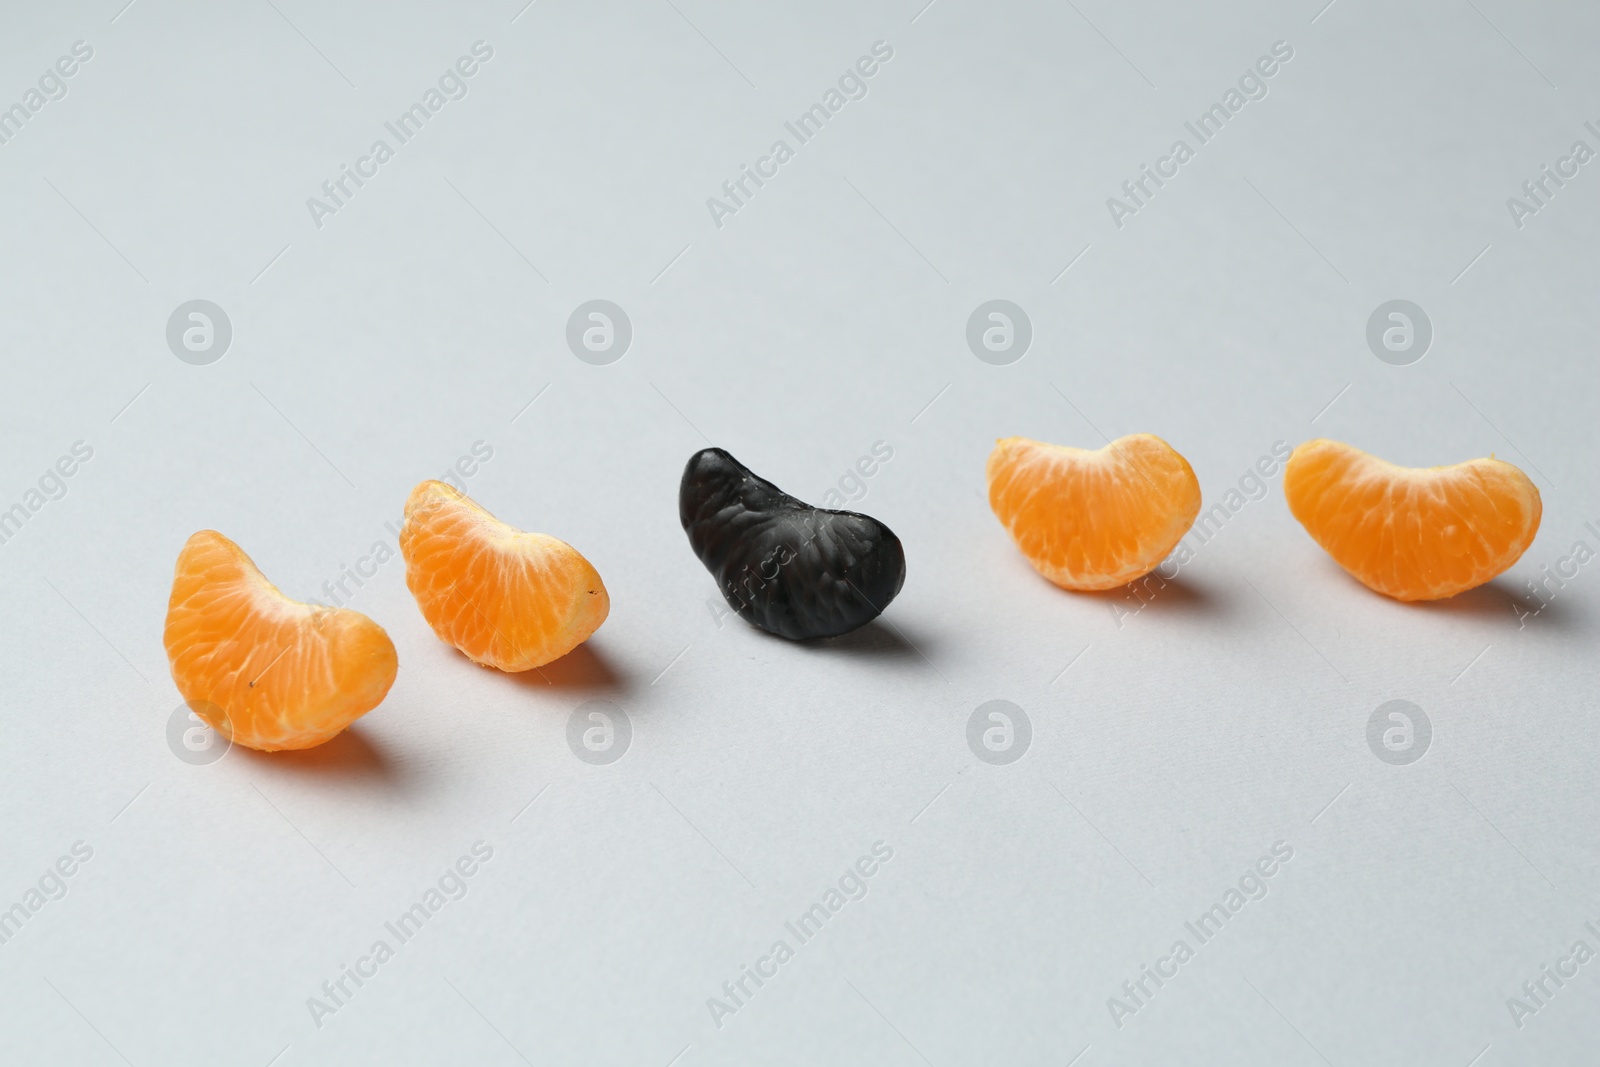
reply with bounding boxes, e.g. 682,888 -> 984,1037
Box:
988,434 -> 1201,591
1285,440 -> 1540,601
164,531 -> 396,750
400,482 -> 608,671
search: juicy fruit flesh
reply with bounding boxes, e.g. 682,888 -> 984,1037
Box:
680,448 -> 906,641
164,531 -> 398,751
1283,439 -> 1541,601
987,434 -> 1202,591
399,481 -> 609,672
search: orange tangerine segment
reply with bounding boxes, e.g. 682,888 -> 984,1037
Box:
987,434 -> 1202,591
399,480 -> 609,672
1283,439 -> 1541,601
163,531 -> 398,752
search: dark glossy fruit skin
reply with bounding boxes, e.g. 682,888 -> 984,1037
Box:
679,448 -> 906,641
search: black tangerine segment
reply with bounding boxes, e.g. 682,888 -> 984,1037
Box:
679,448 -> 906,641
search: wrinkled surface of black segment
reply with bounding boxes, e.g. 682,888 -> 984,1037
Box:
680,448 -> 907,641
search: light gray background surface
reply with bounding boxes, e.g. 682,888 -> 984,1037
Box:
2,1 -> 1598,1063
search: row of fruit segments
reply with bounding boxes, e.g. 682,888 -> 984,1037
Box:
161,436 -> 1540,752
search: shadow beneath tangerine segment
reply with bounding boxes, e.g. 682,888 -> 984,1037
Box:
502,641 -> 631,694
238,725 -> 396,783
1305,558 -> 1509,619
1401,575 -> 1578,628
1080,572 -> 1228,619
